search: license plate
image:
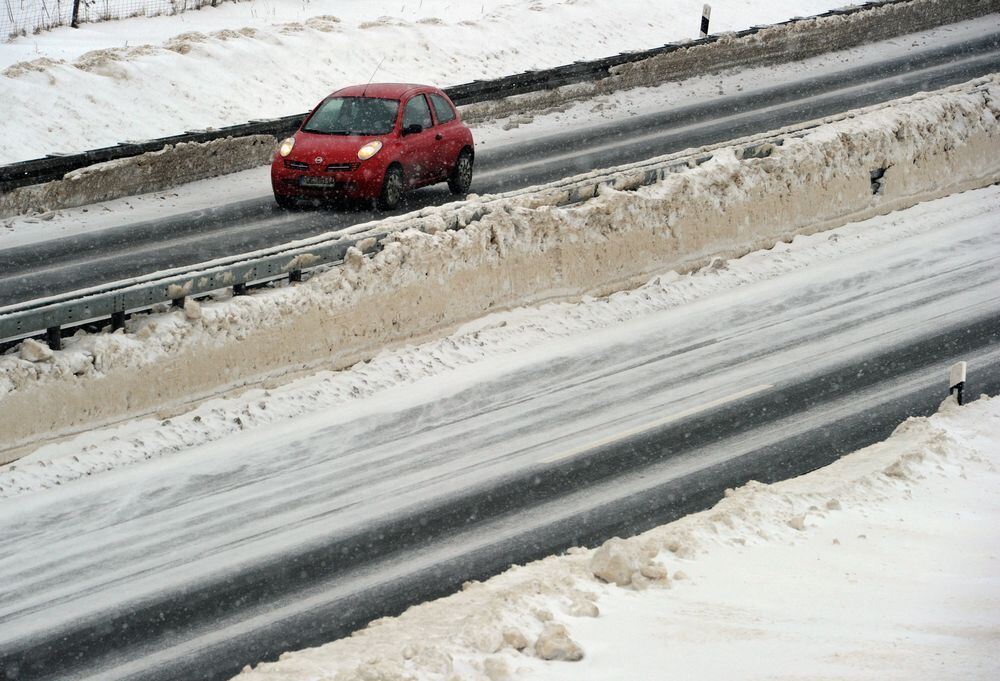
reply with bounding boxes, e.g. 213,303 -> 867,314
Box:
299,176 -> 338,188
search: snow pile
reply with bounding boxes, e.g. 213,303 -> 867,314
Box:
0,134 -> 275,216
231,394 -> 1000,681
0,0 -> 849,163
1,76 -> 998,460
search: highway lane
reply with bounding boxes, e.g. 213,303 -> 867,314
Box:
0,30 -> 998,306
0,187 -> 998,680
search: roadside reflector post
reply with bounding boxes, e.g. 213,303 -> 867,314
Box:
700,4 -> 712,39
949,361 -> 967,406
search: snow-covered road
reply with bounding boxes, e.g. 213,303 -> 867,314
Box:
2,184 -> 999,679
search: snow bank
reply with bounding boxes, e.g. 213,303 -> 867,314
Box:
0,134 -> 274,216
229,394 -> 1000,681
1,76 -> 998,461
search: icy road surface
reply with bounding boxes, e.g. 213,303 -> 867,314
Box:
1,186 -> 999,680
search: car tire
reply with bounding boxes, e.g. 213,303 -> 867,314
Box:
274,193 -> 297,210
376,164 -> 404,211
448,148 -> 474,195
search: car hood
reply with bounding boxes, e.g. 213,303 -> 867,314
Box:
289,131 -> 384,164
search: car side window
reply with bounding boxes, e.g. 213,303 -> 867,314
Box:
429,94 -> 456,124
402,95 -> 433,130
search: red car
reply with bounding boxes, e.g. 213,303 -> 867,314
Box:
271,83 -> 475,210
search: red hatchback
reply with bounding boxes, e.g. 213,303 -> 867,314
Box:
271,83 -> 475,210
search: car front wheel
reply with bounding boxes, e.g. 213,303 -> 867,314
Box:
274,193 -> 297,210
448,149 -> 473,195
377,165 -> 404,211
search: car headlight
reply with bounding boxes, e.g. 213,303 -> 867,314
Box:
278,137 -> 295,158
358,140 -> 383,161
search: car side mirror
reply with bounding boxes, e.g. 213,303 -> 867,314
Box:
403,123 -> 423,136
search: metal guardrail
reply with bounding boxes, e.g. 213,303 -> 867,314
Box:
0,0 -> 901,193
0,142 -> 748,349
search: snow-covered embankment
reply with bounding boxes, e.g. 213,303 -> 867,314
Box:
1,77 -> 999,461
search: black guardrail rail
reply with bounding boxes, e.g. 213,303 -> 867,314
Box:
0,1 -> 899,193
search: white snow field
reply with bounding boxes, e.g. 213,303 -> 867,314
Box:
3,13 -> 996,249
0,0 -> 849,163
232,393 -> 1000,681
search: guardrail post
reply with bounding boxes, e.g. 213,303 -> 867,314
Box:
172,296 -> 186,309
700,4 -> 711,38
46,327 -> 62,351
111,311 -> 126,331
233,283 -> 247,296
289,270 -> 302,283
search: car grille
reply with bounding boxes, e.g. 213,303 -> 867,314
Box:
326,162 -> 360,172
284,160 -> 309,170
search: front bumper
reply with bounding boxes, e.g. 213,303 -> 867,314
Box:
270,157 -> 385,199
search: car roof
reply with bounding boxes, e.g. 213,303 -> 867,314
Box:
331,83 -> 438,99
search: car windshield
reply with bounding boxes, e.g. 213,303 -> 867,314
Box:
302,97 -> 400,135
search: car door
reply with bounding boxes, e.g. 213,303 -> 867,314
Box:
398,94 -> 436,186
427,92 -> 463,180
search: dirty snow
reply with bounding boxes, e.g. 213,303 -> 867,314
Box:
0,0 -> 848,163
230,393 -> 1000,681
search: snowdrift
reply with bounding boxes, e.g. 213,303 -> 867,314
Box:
1,76 -> 998,462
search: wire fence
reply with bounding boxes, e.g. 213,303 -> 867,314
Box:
2,0 -> 238,41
